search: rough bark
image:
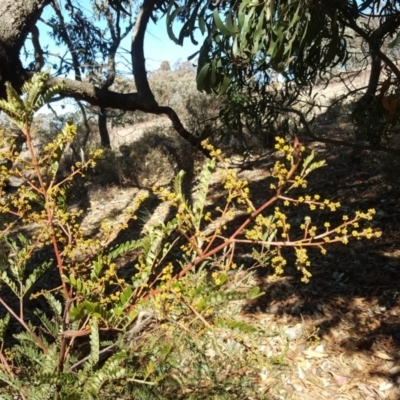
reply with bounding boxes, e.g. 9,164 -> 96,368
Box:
0,0 -> 51,97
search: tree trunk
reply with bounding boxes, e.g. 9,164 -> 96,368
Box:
0,0 -> 50,97
98,108 -> 111,148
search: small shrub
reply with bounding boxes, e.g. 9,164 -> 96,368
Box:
117,127 -> 197,187
0,73 -> 381,399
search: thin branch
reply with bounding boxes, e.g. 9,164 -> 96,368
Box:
339,12 -> 400,104
52,0 -> 82,81
30,25 -> 45,71
0,297 -> 48,354
77,101 -> 91,147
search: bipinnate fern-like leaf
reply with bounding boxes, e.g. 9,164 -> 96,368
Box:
22,72 -> 48,114
37,81 -> 65,109
0,270 -> 20,297
90,256 -> 105,280
66,274 -> 90,295
192,157 -> 215,228
302,151 -> 315,172
21,71 -> 64,115
305,159 -> 326,176
30,371 -> 76,399
0,72 -> 64,131
140,226 -> 165,267
108,239 -> 141,260
0,313 -> 10,341
116,285 -> 133,309
302,150 -> 326,177
42,291 -> 63,316
13,330 -> 43,360
0,370 -> 22,396
0,84 -> 25,129
33,308 -> 60,337
86,350 -> 128,395
172,169 -> 185,198
23,260 -> 52,296
171,159 -> 215,233
5,82 -> 24,111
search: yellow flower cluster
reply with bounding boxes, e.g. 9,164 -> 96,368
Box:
293,195 -> 341,211
271,254 -> 287,275
212,271 -> 222,286
201,140 -> 223,159
153,186 -> 180,206
295,247 -> 312,283
355,208 -> 376,220
160,263 -> 174,281
270,161 -> 289,187
274,136 -> 305,159
44,124 -> 77,156
292,175 -> 307,188
88,148 -> 104,166
245,214 -> 276,241
224,169 -> 250,204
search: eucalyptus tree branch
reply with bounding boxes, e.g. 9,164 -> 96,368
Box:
100,2 -> 120,88
51,0 -> 82,81
375,47 -> 400,81
98,2 -> 134,89
338,11 -> 400,107
47,103 -> 65,123
131,0 -> 157,104
46,76 -> 208,153
128,0 -> 209,154
156,105 -> 211,152
30,25 -> 45,72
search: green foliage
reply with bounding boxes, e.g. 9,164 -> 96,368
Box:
167,0 -> 348,95
0,73 -> 381,398
0,71 -> 64,131
162,0 -> 400,153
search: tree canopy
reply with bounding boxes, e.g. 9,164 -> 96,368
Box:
0,0 -> 400,150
